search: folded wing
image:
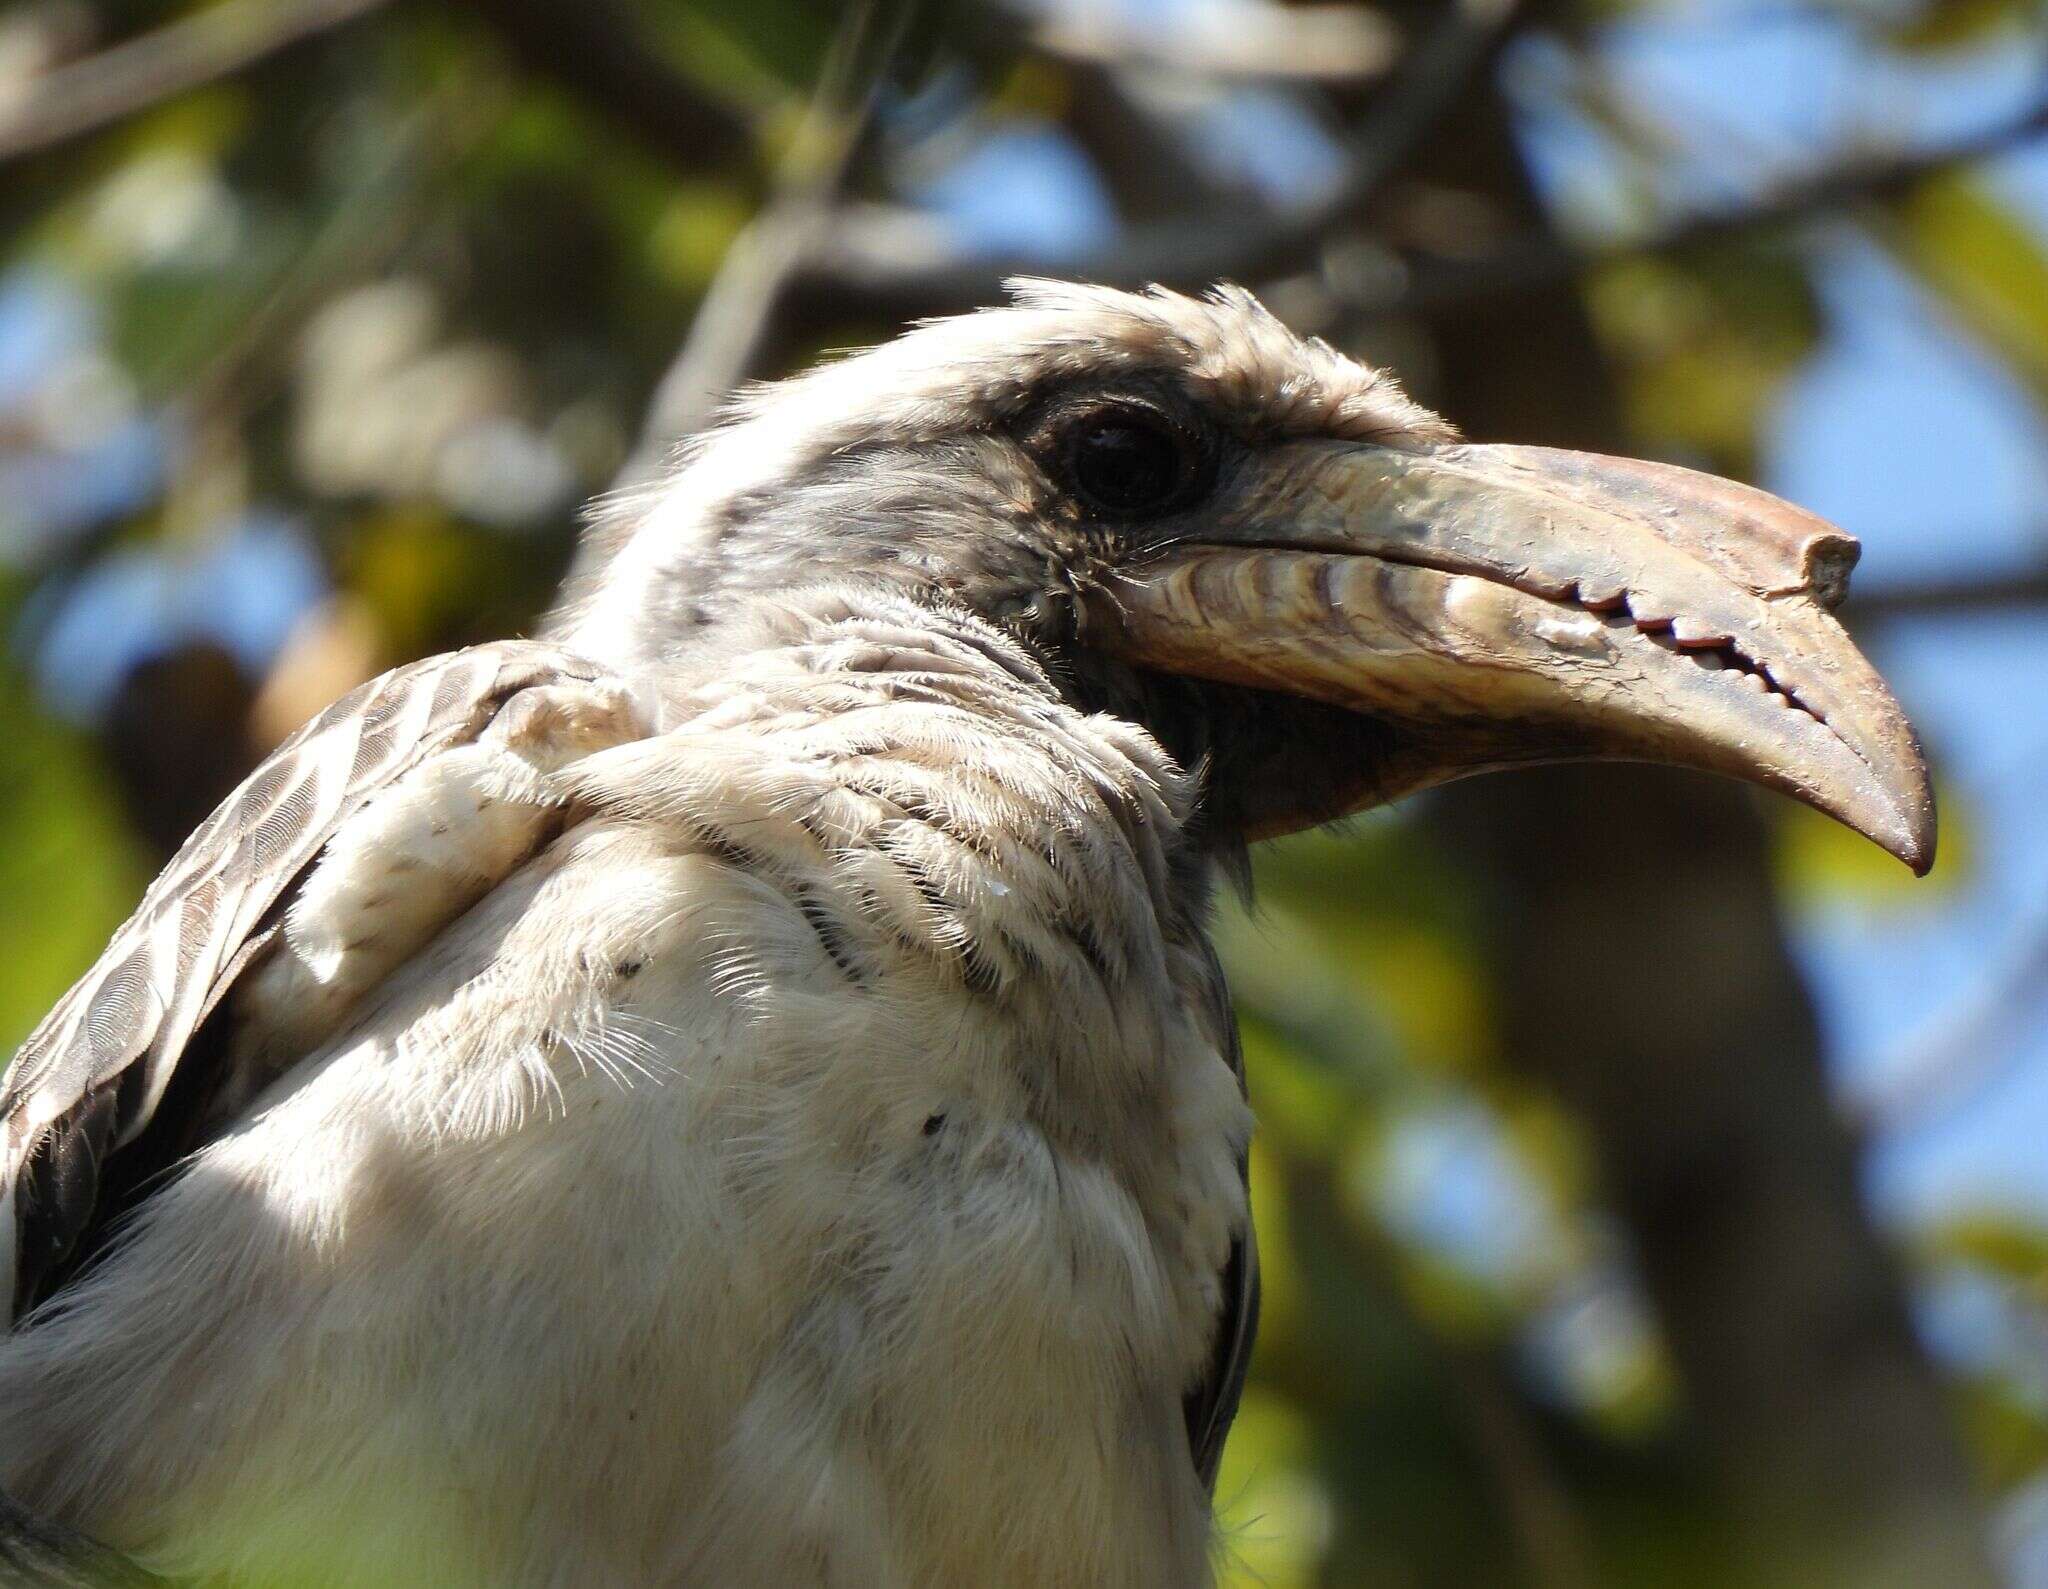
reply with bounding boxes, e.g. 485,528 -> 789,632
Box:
0,642 -> 643,1320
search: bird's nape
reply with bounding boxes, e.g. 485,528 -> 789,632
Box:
1095,434 -> 1933,871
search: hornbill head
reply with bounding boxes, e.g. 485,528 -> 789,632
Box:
567,280 -> 1931,870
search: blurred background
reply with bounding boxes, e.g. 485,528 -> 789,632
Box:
1,0 -> 2045,1582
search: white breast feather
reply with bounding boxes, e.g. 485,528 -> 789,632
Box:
0,633 -> 1250,1588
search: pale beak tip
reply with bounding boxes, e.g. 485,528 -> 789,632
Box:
1888,824 -> 1936,879
1865,767 -> 1937,878
1899,799 -> 1938,879
1797,709 -> 1935,876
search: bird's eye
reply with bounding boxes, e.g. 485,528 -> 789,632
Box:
1066,411 -> 1198,518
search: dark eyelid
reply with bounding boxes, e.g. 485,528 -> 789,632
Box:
1015,382 -> 1187,443
1071,396 -> 1186,438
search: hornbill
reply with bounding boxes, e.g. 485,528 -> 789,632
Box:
0,282 -> 1930,1586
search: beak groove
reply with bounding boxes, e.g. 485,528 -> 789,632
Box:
1102,441 -> 1936,873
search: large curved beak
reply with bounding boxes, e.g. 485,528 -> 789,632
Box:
1101,441 -> 1935,872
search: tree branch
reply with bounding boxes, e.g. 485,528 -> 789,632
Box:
1421,81 -> 1997,1582
796,79 -> 2048,321
792,0 -> 1523,318
544,0 -> 913,632
1390,93 -> 2048,314
0,0 -> 392,165
616,0 -> 914,484
1851,564 -> 2048,622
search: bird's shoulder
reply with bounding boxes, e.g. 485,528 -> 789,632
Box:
0,640 -> 646,1321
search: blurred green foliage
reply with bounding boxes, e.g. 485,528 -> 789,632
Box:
0,668 -> 145,1042
1893,172 -> 2048,400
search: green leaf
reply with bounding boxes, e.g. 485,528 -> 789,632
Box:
1887,173 -> 2048,400
1587,247 -> 1820,477
1954,1374 -> 2048,1491
1883,0 -> 2035,52
1918,1213 -> 2048,1281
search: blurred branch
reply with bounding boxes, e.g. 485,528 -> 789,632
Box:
545,3 -> 913,628
616,0 -> 915,485
1394,91 -> 2048,312
0,0 -> 390,165
177,83 -> 500,423
798,77 -> 2048,323
1852,563 -> 2048,621
1060,58 -> 1232,220
793,0 -> 1523,318
467,0 -> 756,179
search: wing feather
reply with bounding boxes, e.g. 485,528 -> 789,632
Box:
0,641 -> 610,1320
1182,934 -> 1260,1493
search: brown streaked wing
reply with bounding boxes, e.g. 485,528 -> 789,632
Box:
1181,934 -> 1260,1494
0,641 -> 609,1321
